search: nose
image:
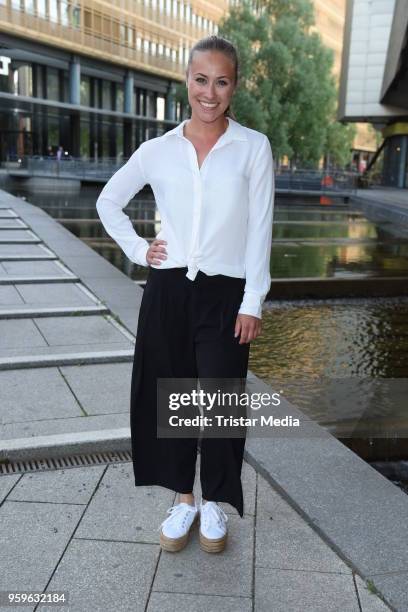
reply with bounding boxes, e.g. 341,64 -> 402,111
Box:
205,81 -> 217,99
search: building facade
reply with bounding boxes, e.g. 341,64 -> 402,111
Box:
338,0 -> 408,187
0,0 -> 228,161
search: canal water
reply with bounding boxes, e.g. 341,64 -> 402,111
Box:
9,184 -> 408,486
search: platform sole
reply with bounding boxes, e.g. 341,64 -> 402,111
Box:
199,531 -> 227,553
159,515 -> 197,552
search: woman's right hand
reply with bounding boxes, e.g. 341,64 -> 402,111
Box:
146,239 -> 168,265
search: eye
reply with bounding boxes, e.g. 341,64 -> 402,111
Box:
196,77 -> 205,83
218,80 -> 228,86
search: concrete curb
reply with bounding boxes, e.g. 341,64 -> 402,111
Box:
0,428 -> 131,462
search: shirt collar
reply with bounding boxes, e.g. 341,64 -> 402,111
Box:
162,116 -> 248,143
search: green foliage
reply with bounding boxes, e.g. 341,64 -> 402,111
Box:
325,121 -> 357,168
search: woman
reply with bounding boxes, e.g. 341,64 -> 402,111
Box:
96,35 -> 274,554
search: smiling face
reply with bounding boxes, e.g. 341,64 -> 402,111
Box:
186,50 -> 236,123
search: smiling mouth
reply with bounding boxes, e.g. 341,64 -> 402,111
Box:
198,100 -> 219,110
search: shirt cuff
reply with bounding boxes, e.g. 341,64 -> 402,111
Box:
132,240 -> 150,267
237,291 -> 263,319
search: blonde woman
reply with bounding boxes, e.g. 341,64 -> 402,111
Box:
96,35 -> 274,553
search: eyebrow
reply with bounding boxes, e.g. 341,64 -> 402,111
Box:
194,72 -> 230,78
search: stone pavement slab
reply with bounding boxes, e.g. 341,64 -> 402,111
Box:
0,318 -> 48,349
60,362 -> 133,415
0,367 -> 83,423
33,315 -> 130,346
8,465 -> 105,505
0,342 -> 134,360
0,285 -> 24,305
0,243 -> 54,256
1,411 -> 129,441
254,567 -> 359,612
15,283 -> 97,306
255,477 -> 351,574
0,260 -> 69,277
0,229 -> 36,240
146,592 -> 252,612
74,463 -> 175,544
37,539 -> 160,612
355,575 -> 393,612
152,514 -> 254,598
0,499 -> 84,594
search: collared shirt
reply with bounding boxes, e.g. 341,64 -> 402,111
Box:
96,116 -> 275,319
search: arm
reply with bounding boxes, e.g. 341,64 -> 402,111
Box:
238,135 -> 275,319
96,143 -> 150,266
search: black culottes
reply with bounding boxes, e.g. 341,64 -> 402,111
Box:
130,266 -> 250,517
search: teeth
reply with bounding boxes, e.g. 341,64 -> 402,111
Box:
200,101 -> 217,108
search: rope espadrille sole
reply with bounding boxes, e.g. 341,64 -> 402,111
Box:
199,528 -> 228,553
159,514 -> 197,552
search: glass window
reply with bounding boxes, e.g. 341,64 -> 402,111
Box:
80,75 -> 91,106
25,0 -> 35,14
120,24 -> 126,43
60,0 -> 69,26
62,71 -> 69,102
102,80 -> 112,110
2,62 -> 34,97
116,120 -> 123,160
72,4 -> 80,27
37,0 -> 46,18
127,27 -> 134,46
49,0 -> 59,23
47,67 -> 59,101
101,121 -> 110,157
116,84 -> 124,112
156,95 -> 165,120
47,115 -> 60,149
80,117 -> 90,158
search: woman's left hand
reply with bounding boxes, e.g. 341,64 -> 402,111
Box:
234,314 -> 262,344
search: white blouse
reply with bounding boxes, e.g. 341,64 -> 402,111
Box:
96,116 -> 275,319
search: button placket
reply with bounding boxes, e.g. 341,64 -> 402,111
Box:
182,133 -> 231,281
185,140 -> 202,280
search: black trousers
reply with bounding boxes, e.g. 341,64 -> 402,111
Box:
130,266 -> 250,517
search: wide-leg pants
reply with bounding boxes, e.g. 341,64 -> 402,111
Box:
130,266 -> 250,517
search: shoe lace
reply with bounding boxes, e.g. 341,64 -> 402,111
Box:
201,501 -> 228,528
157,503 -> 196,532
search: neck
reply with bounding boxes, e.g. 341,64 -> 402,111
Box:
185,115 -> 229,140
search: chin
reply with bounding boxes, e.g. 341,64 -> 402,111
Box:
194,106 -> 226,120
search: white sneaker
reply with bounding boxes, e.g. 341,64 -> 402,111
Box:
199,500 -> 228,553
158,502 -> 198,552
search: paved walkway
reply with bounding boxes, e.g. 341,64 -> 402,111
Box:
0,189 -> 399,611
0,455 -> 390,612
0,191 -> 138,455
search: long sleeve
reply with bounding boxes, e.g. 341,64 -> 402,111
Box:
238,135 -> 275,319
96,143 -> 150,266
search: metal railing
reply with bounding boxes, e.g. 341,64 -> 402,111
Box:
275,168 -> 358,194
2,156 -> 359,193
2,156 -> 132,181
